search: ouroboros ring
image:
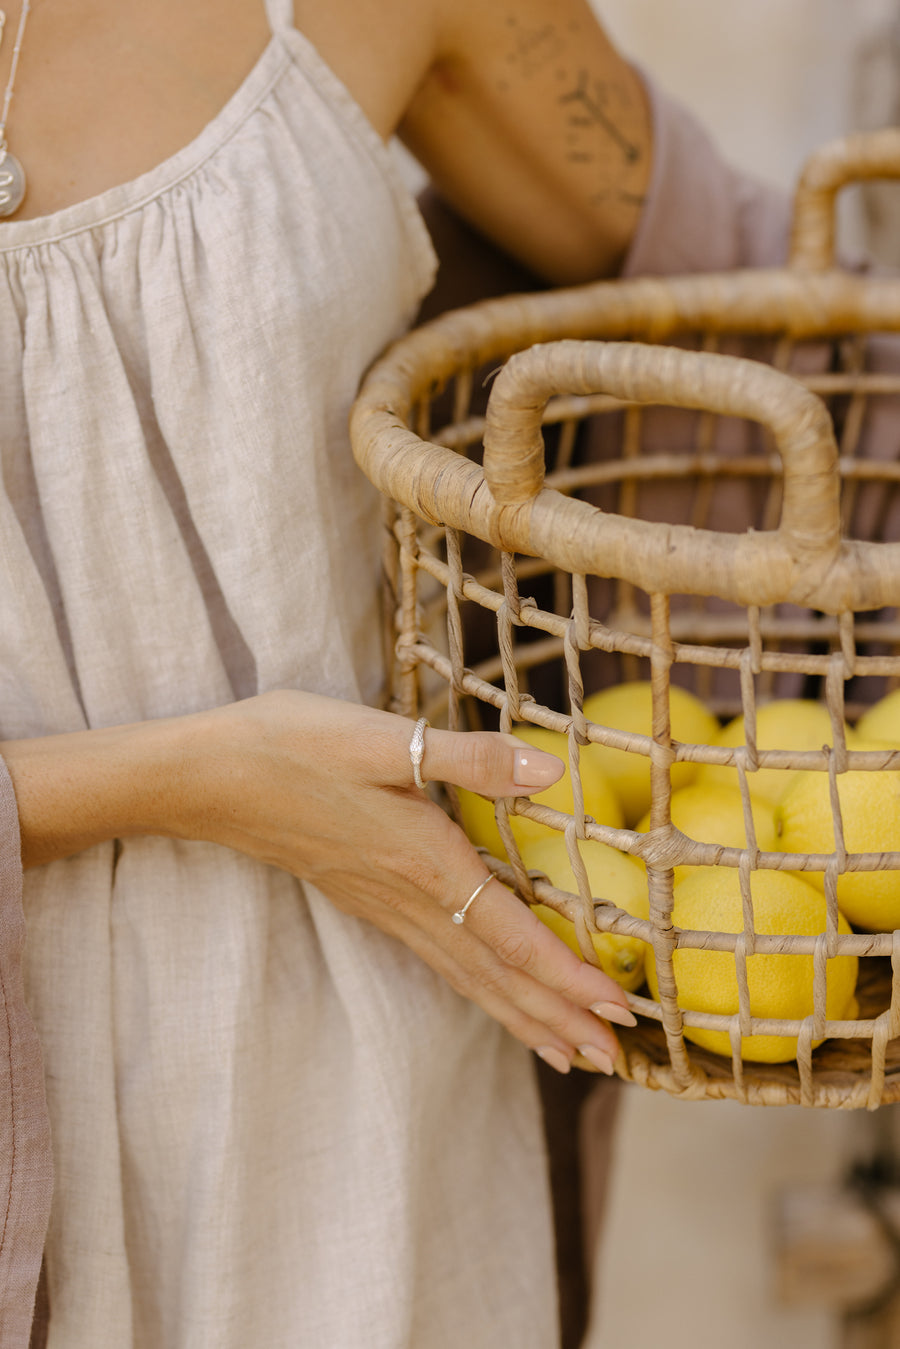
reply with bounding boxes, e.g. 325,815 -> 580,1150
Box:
408,716 -> 429,789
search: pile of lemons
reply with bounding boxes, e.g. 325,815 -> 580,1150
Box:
455,681 -> 900,1064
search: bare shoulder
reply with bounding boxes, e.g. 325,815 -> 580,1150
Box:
291,0 -> 442,139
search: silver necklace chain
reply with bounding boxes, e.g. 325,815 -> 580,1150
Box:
0,1 -> 31,217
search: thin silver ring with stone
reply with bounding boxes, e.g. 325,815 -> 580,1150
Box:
408,716 -> 429,790
451,875 -> 493,925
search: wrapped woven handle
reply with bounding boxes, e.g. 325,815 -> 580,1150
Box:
483,339 -> 840,570
790,127 -> 900,270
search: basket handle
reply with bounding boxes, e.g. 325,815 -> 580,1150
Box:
482,340 -> 841,570
789,127 -> 900,270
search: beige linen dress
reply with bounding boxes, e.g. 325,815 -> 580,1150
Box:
0,1 -> 558,1344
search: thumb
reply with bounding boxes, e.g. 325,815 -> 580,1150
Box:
418,728 -> 565,798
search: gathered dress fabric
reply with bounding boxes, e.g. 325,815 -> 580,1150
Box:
0,3 -> 559,1345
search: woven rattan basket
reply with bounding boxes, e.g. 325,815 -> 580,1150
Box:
351,131 -> 900,1110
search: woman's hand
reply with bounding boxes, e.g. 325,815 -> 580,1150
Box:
196,691 -> 636,1073
3,689 -> 636,1073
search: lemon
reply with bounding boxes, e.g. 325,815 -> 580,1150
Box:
775,754 -> 900,930
644,867 -> 858,1062
856,688 -> 900,744
695,698 -> 849,808
582,682 -> 719,827
634,783 -> 778,885
456,723 -> 623,861
521,833 -> 649,991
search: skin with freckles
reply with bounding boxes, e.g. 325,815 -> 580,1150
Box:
0,0 -> 651,1071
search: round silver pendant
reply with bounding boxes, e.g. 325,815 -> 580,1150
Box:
0,150 -> 26,218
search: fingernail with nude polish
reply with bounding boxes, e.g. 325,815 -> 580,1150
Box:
501,736 -> 564,788
590,1001 -> 638,1028
578,1044 -> 616,1075
536,1046 -> 571,1075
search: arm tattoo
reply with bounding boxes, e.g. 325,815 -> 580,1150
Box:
559,69 -> 641,164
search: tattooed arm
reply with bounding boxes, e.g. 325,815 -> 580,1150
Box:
289,0 -> 649,283
400,0 -> 652,284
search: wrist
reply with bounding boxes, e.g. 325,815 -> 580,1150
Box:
1,711 -> 213,867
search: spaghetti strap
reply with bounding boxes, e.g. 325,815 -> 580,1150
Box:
263,0 -> 294,33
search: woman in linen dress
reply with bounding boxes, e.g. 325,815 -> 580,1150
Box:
0,0 -> 651,1343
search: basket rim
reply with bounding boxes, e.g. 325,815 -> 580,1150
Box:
350,269 -> 900,615
358,246 -> 900,1108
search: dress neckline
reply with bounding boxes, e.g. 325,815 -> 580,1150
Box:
0,27 -> 373,252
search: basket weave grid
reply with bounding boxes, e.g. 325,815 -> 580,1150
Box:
351,131 -> 900,1109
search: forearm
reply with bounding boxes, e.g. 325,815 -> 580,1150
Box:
0,693 -> 403,872
0,715 -> 207,868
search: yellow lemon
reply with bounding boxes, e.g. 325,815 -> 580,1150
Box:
521,833 -> 649,991
582,682 -> 719,827
775,754 -> 900,930
856,688 -> 900,744
634,783 -> 778,885
456,724 -> 623,861
644,867 -> 858,1062
695,698 -> 849,808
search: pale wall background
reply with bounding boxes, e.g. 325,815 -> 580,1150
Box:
583,4 -> 900,1347
597,0 -> 900,258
